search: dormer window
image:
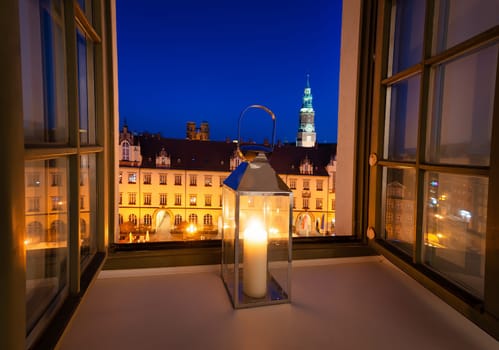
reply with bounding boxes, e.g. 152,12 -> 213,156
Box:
122,141 -> 130,161
230,150 -> 243,170
299,156 -> 313,175
155,147 -> 171,168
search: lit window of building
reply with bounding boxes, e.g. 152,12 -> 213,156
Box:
175,193 -> 182,206
159,193 -> 167,206
174,214 -> 182,225
205,175 -> 212,187
303,179 -> 310,190
144,214 -> 152,226
27,172 -> 40,187
175,174 -> 182,185
51,196 -> 63,211
302,198 -> 309,210
188,213 -> 198,224
316,198 -> 323,210
128,193 -> 136,205
159,173 -> 167,185
316,180 -> 323,191
27,197 -> 40,212
189,174 -> 197,186
129,214 -> 137,226
190,194 -> 197,206
204,214 -> 213,226
205,194 -> 212,206
128,173 -> 137,184
51,172 -> 62,186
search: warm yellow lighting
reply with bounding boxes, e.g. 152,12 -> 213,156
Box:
129,232 -> 133,243
269,227 -> 279,237
243,219 -> 268,298
186,223 -> 197,235
24,239 -> 30,245
145,231 -> 150,242
434,214 -> 443,220
426,233 -> 445,248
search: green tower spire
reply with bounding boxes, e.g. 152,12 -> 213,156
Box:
301,74 -> 313,110
296,74 -> 316,148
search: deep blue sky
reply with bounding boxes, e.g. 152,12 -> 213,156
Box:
116,0 -> 342,143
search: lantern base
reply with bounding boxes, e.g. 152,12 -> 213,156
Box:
223,270 -> 290,309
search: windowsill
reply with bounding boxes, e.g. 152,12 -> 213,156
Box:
59,255 -> 499,348
104,237 -> 377,270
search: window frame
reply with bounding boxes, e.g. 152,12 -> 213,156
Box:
366,0 -> 499,338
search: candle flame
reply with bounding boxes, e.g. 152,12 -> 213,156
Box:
244,219 -> 267,242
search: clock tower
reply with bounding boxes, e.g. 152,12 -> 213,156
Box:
296,74 -> 316,148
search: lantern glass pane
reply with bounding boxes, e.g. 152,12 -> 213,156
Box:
221,187 -> 236,295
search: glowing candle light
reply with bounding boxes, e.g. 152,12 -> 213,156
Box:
243,219 -> 268,298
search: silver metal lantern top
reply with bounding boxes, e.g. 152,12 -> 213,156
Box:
224,151 -> 290,193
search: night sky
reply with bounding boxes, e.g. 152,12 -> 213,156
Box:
116,0 -> 342,143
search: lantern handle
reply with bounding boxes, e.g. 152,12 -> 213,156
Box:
237,104 -> 276,159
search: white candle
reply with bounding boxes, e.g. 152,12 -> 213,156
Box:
243,220 -> 268,298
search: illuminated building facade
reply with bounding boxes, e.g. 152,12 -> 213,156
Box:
118,125 -> 336,242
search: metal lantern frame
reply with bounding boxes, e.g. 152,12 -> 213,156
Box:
221,105 -> 293,308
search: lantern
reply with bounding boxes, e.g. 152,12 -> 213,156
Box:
221,105 -> 292,308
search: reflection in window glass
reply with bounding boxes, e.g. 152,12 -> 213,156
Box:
80,155 -> 97,265
382,167 -> 416,257
388,0 -> 425,76
427,45 -> 497,166
25,158 -> 68,334
384,75 -> 420,161
21,0 -> 68,143
433,0 -> 499,54
77,29 -> 96,145
423,172 -> 487,298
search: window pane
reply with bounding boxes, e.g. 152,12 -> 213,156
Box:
423,172 -> 487,298
25,158 -> 68,333
77,29 -> 96,145
388,0 -> 425,76
21,0 -> 68,143
384,75 -> 420,161
382,167 -> 416,257
433,0 -> 499,54
426,45 -> 497,166
80,154 -> 97,266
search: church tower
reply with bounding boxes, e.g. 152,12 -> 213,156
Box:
296,74 -> 316,147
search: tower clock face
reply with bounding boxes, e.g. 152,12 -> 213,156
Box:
305,125 -> 313,132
